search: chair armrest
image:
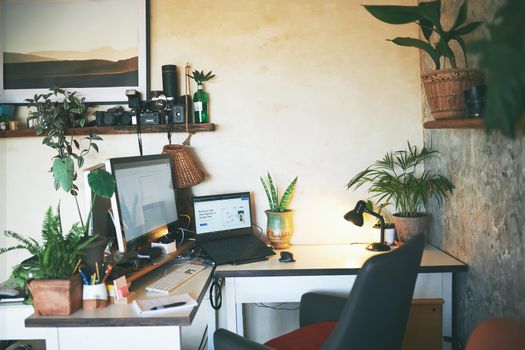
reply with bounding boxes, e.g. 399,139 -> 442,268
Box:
214,329 -> 275,350
299,292 -> 348,327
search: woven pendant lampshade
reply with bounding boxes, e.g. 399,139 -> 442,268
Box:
162,144 -> 205,188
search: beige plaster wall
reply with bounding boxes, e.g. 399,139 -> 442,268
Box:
0,0 -> 421,282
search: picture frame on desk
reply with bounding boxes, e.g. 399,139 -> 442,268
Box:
0,0 -> 150,104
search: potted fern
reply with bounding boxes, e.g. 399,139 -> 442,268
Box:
260,173 -> 298,249
347,142 -> 454,241
1,169 -> 115,315
364,0 -> 483,119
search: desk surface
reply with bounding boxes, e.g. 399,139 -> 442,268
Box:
25,260 -> 213,328
215,243 -> 467,278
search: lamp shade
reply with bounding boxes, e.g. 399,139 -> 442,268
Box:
162,144 -> 205,188
344,200 -> 367,226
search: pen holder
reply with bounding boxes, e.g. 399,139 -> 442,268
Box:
83,283 -> 108,310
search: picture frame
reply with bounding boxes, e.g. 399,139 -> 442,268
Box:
0,0 -> 150,104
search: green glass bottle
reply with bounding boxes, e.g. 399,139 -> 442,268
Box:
193,84 -> 209,123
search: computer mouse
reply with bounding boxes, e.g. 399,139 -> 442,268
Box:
279,251 -> 295,263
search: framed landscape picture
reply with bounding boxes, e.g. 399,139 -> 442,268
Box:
0,0 -> 149,104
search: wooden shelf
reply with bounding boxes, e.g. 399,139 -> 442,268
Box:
423,118 -> 484,129
424,117 -> 525,130
0,123 -> 215,138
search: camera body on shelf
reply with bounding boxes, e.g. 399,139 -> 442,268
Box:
95,107 -> 132,126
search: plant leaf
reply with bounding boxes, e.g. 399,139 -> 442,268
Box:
390,37 -> 440,69
52,157 -> 74,192
451,0 -> 467,31
363,5 -> 421,24
88,169 -> 115,199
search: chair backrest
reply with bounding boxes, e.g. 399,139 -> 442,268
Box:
321,233 -> 425,350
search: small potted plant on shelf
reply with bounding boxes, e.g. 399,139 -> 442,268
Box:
0,169 -> 115,315
260,173 -> 298,249
363,0 -> 483,119
347,142 -> 454,241
187,70 -> 215,124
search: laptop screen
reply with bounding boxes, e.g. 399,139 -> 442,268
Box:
193,192 -> 252,235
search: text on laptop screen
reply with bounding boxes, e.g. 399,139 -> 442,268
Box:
194,194 -> 252,234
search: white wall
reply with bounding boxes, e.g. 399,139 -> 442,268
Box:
1,0 -> 421,280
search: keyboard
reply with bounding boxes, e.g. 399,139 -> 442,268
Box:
145,261 -> 207,294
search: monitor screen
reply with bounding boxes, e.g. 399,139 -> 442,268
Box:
107,155 -> 178,253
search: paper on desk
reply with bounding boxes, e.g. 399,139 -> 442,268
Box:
133,293 -> 197,317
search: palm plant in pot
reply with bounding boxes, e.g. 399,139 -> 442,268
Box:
260,173 -> 298,249
347,142 -> 454,241
364,0 -> 483,119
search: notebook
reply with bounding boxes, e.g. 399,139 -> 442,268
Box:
193,192 -> 275,265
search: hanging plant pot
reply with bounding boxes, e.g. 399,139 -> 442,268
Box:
29,274 -> 83,316
265,210 -> 294,249
422,68 -> 483,120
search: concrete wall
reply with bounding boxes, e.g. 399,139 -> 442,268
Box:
422,0 -> 525,346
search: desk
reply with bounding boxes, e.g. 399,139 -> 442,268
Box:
1,260 -> 213,350
212,243 -> 467,350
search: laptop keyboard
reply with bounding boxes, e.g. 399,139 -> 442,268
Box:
199,235 -> 274,264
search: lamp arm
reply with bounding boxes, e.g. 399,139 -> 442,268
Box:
363,209 -> 385,244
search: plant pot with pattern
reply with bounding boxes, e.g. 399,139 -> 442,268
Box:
261,173 -> 298,249
347,142 -> 454,242
364,0 -> 483,119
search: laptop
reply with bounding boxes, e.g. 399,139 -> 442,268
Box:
193,192 -> 275,265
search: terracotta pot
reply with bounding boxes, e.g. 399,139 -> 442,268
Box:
391,214 -> 431,242
265,210 -> 293,249
29,274 -> 83,316
421,68 -> 483,120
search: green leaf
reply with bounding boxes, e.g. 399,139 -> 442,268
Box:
452,21 -> 482,36
451,0 -> 467,31
268,173 -> 278,211
91,143 -> 99,153
88,169 -> 115,199
278,177 -> 298,211
260,176 -> 273,211
390,37 -> 440,69
419,18 -> 434,42
363,5 -> 421,24
418,1 -> 441,31
77,157 -> 84,168
52,157 -> 74,192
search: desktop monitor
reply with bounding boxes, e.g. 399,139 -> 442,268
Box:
106,154 -> 179,254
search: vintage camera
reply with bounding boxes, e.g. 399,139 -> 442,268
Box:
149,90 -> 188,124
95,106 -> 132,126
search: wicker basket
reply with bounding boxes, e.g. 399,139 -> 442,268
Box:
162,144 -> 205,188
422,68 -> 483,120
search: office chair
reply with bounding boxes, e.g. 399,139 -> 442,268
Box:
465,317 -> 525,350
214,233 -> 426,350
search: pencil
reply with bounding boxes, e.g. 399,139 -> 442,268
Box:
95,262 -> 100,282
71,259 -> 82,276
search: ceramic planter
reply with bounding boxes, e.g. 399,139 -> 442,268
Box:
265,210 -> 293,249
391,214 -> 431,242
28,274 -> 83,316
421,68 -> 483,120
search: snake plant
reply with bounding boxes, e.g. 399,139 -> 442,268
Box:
260,173 -> 298,212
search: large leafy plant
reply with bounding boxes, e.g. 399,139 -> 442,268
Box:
347,142 -> 454,217
260,173 -> 298,212
469,0 -> 525,138
364,0 -> 482,69
26,87 -> 102,195
1,169 -> 115,293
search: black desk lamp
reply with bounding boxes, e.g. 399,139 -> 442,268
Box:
344,200 -> 390,252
